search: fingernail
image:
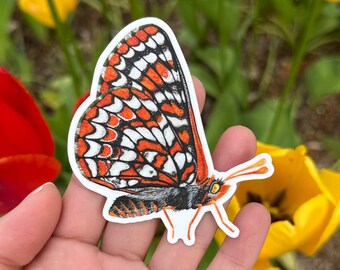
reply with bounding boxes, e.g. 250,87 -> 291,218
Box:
26,182 -> 54,199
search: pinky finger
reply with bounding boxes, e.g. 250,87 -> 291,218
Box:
208,203 -> 270,270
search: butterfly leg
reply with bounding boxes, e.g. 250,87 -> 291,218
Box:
163,207 -> 175,239
187,205 -> 202,241
211,203 -> 239,238
161,207 -> 205,245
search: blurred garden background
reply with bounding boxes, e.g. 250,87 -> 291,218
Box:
1,0 -> 340,269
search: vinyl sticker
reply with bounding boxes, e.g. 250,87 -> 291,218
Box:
68,17 -> 274,246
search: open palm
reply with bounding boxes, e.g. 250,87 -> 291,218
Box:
0,79 -> 270,270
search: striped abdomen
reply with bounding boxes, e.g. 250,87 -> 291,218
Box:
109,185 -> 209,218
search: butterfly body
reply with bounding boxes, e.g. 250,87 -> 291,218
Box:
68,18 -> 274,246
108,177 -> 228,217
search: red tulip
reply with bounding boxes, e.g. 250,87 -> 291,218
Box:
0,68 -> 61,213
73,90 -> 90,114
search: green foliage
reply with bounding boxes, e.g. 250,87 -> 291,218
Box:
323,136 -> 340,159
303,55 -> 340,103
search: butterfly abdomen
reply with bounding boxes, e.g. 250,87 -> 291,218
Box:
109,185 -> 209,218
109,196 -> 166,217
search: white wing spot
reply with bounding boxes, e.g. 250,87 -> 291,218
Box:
128,179 -> 139,186
133,42 -> 146,51
119,180 -> 127,188
84,140 -> 101,157
129,67 -> 141,80
120,149 -> 137,161
134,58 -> 148,72
124,95 -> 141,109
141,100 -> 158,112
92,108 -> 109,123
138,164 -> 157,177
151,127 -> 166,146
164,126 -> 175,146
155,92 -> 166,103
104,97 -> 123,113
174,152 -> 186,169
164,90 -> 175,100
168,116 -> 188,128
121,135 -> 135,149
186,153 -> 193,162
144,52 -> 157,64
109,161 -> 129,176
115,57 -> 126,70
131,81 -> 143,90
145,38 -> 157,49
111,72 -> 127,87
136,127 -> 156,141
163,156 -> 176,175
124,129 -> 142,143
152,33 -> 165,45
144,151 -> 158,163
124,48 -> 135,58
85,158 -> 97,177
85,123 -> 107,140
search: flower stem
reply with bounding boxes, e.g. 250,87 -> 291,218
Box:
46,0 -> 83,98
265,0 -> 322,143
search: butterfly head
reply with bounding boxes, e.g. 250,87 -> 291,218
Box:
205,177 -> 234,204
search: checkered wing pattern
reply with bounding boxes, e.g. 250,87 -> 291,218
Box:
75,24 -> 208,192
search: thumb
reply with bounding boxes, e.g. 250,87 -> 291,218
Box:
0,182 -> 62,269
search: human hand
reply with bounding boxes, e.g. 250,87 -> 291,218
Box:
0,78 -> 270,270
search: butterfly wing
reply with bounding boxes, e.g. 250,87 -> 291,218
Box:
70,19 -> 211,194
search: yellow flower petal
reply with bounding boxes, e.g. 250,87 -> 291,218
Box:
18,0 -> 77,28
319,169 -> 340,204
237,143 -> 321,217
216,142 -> 340,260
259,221 -> 296,259
253,259 -> 280,270
294,195 -> 332,255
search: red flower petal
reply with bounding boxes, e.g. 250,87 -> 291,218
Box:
0,154 -> 61,213
73,90 -> 90,114
0,68 -> 54,157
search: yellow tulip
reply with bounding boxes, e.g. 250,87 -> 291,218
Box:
18,0 -> 77,28
253,259 -> 280,270
215,142 -> 340,262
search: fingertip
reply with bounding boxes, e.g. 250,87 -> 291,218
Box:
192,76 -> 206,112
235,202 -> 271,232
0,182 -> 62,267
212,125 -> 257,171
208,202 -> 270,270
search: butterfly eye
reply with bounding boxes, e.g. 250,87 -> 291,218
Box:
210,183 -> 221,194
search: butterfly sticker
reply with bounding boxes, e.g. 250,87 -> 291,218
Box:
68,17 -> 274,246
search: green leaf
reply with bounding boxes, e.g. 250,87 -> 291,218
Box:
242,99 -> 301,147
205,91 -> 241,150
22,13 -> 49,42
303,55 -> 340,103
46,105 -> 73,189
195,46 -> 235,81
0,0 -> 16,63
322,136 -> 340,159
129,0 -> 145,20
198,239 -> 219,269
176,0 -> 205,44
42,76 -> 76,114
189,64 -> 220,98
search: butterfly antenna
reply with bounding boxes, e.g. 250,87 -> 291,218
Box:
223,153 -> 274,185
